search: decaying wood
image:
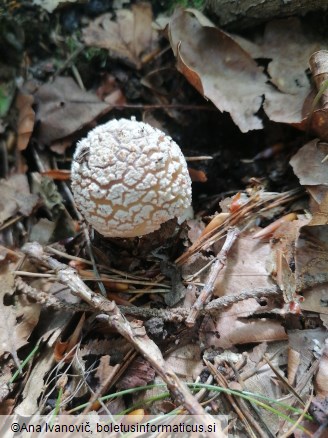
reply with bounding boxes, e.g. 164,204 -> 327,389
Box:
206,0 -> 328,29
21,242 -> 225,437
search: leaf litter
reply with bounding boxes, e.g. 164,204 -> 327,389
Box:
0,2 -> 328,436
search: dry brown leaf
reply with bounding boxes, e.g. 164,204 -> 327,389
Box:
249,18 -> 324,95
83,3 -> 158,69
237,18 -> 326,128
269,219 -> 309,303
203,233 -> 286,349
241,341 -> 289,435
290,139 -> 328,224
290,140 -> 328,187
295,224 -> 328,291
214,233 -> 274,297
0,272 -> 40,361
169,9 -> 272,132
54,313 -> 85,362
95,355 -> 115,382
164,344 -> 204,381
188,167 -> 207,183
14,346 -> 55,416
0,174 -> 39,226
33,76 -> 110,145
288,328 -> 326,387
301,286 -> 328,328
116,356 -> 155,390
263,86 -> 309,125
15,91 -> 35,151
315,338 -> 328,398
306,51 -> 328,141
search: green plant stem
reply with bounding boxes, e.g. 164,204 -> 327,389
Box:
9,343 -> 40,384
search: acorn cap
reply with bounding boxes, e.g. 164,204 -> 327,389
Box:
71,118 -> 192,238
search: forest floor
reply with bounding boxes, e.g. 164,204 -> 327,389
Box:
0,1 -> 327,437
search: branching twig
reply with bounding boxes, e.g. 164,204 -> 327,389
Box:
186,227 -> 240,326
21,242 -> 225,437
15,276 -> 281,321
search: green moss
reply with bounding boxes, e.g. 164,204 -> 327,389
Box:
169,0 -> 205,11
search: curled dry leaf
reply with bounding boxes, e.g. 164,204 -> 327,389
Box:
307,50 -> 328,141
168,9 -> 272,132
83,3 -> 158,69
15,91 -> 35,151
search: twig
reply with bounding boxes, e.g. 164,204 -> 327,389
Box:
279,389 -> 313,438
15,276 -> 281,321
186,227 -> 240,327
21,242 -> 225,437
205,359 -> 256,438
104,103 -> 215,111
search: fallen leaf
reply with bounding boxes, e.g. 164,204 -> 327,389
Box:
249,18 -> 324,95
204,233 -> 286,349
54,313 -> 85,362
96,74 -> 126,106
95,355 -> 116,383
188,167 -> 207,182
295,224 -> 328,291
15,91 -> 35,151
288,328 -> 327,385
269,219 -> 309,303
315,338 -> 328,397
290,140 -> 328,186
169,9 -> 271,132
0,272 -> 40,361
83,3 -> 158,69
241,341 -> 289,435
0,174 -> 39,226
14,346 -> 54,416
116,356 -> 155,390
307,50 -> 328,141
263,86 -> 309,125
164,344 -> 204,381
33,76 -> 110,145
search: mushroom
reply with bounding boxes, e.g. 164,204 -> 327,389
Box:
71,118 -> 192,238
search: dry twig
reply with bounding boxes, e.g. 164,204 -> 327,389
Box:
186,227 -> 240,326
21,242 -> 225,437
15,276 -> 281,322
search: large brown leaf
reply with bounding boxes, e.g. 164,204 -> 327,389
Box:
33,76 -> 110,145
169,9 -> 272,132
83,3 -> 158,69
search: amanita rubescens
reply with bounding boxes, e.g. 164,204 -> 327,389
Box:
71,118 -> 192,238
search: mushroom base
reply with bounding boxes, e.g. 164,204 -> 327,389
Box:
91,218 -> 181,270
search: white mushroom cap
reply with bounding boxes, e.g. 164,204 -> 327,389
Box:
71,118 -> 192,238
